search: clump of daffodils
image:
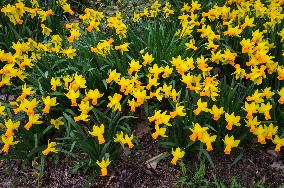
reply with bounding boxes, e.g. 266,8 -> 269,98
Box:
0,0 -> 284,177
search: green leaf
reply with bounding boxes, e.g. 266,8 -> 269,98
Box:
201,148 -> 215,168
230,150 -> 244,168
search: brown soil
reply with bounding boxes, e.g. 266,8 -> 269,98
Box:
1,136 -> 284,188
207,148 -> 284,187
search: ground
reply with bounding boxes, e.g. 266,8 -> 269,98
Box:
1,135 -> 284,188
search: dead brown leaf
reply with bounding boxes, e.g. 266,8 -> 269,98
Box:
134,121 -> 151,139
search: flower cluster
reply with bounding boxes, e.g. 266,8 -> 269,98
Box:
0,0 -> 283,177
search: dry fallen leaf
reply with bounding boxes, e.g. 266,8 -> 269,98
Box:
270,161 -> 284,170
134,121 -> 151,139
267,149 -> 279,159
145,152 -> 168,170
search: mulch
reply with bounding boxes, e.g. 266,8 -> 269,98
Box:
1,135 -> 284,188
207,147 -> 284,187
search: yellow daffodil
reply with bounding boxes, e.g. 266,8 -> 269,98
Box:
83,89 -> 103,106
170,104 -> 186,118
42,96 -> 58,114
151,125 -> 167,139
142,52 -> 154,66
225,112 -> 240,130
18,84 -> 35,100
51,77 -> 62,91
115,43 -> 129,54
1,135 -> 19,153
254,125 -> 267,145
42,140 -> 58,155
65,88 -> 80,106
89,124 -> 105,144
223,135 -> 240,155
193,98 -> 209,115
3,119 -> 20,137
50,117 -> 64,129
171,147 -> 185,165
258,102 -> 272,120
278,87 -> 284,104
265,124 -> 278,140
106,69 -> 121,84
200,132 -> 217,152
209,105 -> 224,121
24,114 -> 43,130
243,102 -> 258,120
96,158 -> 111,176
114,131 -> 135,148
189,123 -> 208,141
273,135 -> 284,152
107,93 -> 122,112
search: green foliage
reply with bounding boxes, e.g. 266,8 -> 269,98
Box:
177,162 -> 265,188
0,0 -> 284,181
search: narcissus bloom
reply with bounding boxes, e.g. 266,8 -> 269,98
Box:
128,98 -> 138,112
185,39 -> 197,51
128,59 -> 142,74
262,87 -> 274,99
124,134 -> 135,149
223,26 -> 242,37
106,69 -> 121,84
115,43 -> 129,54
200,132 -> 217,152
42,96 -> 58,113
223,135 -> 240,155
96,158 -> 111,176
4,119 -> 20,137
189,123 -> 208,141
74,101 -> 93,122
65,88 -> 80,106
18,84 -> 35,100
42,140 -> 58,155
162,65 -> 173,78
114,131 -> 135,148
69,74 -> 87,91
193,98 -> 209,115
246,90 -> 264,104
89,124 -> 105,144
1,135 -> 19,153
209,105 -> 224,121
25,98 -> 39,116
50,117 -> 64,129
91,38 -> 114,57
107,93 -> 122,112
24,114 -> 43,130
253,125 -> 267,144
245,117 -> 260,133
0,105 -> 6,116
170,104 -> 186,118
278,87 -> 284,104
232,64 -> 246,80
41,24 -> 52,36
50,77 -> 62,91
151,125 -> 167,139
83,89 -> 103,106
225,112 -> 240,130
258,103 -> 272,120
148,110 -> 171,126
142,52 -> 154,66
58,0 -> 74,15
273,135 -> 284,152
171,147 -> 185,165
265,124 -> 278,140
243,102 -> 258,120
277,66 -> 284,80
